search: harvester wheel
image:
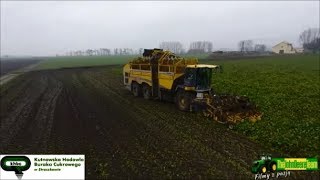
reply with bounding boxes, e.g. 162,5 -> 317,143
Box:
175,90 -> 194,111
132,82 -> 141,97
142,84 -> 151,100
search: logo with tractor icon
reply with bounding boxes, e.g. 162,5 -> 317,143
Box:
252,155 -> 318,175
251,155 -> 277,174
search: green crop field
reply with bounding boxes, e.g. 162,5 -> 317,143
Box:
35,55 -> 138,70
202,54 -> 320,157
35,54 -> 210,70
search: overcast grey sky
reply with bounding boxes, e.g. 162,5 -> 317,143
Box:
1,1 -> 319,56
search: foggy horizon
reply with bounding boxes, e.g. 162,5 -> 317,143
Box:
1,1 -> 319,56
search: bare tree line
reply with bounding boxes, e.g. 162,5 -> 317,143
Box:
189,41 -> 213,53
64,48 -> 136,57
299,28 -> 320,52
61,28 -> 320,57
238,40 -> 267,52
63,41 -> 215,57
160,40 -> 266,54
159,41 -> 213,54
159,41 -> 184,54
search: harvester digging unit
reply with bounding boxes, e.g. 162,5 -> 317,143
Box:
123,49 -> 262,126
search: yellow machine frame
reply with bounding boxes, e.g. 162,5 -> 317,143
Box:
123,50 -> 217,91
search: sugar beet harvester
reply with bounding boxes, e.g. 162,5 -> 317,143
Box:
123,49 -> 262,126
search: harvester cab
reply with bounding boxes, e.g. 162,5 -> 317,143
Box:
176,65 -> 221,111
184,65 -> 218,91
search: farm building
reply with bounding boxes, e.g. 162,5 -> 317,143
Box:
295,48 -> 304,53
272,41 -> 296,54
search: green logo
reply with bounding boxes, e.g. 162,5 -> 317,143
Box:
1,156 -> 31,179
273,158 -> 318,171
251,156 -> 318,174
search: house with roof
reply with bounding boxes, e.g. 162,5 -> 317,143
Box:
272,41 -> 297,54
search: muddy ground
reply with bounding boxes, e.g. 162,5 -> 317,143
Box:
0,65 -> 318,179
0,58 -> 41,76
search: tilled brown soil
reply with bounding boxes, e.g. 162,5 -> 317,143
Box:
0,65 -> 317,179
0,59 -> 41,75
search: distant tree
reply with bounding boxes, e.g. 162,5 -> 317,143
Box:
238,41 -> 245,52
207,42 -> 213,53
139,48 -> 144,55
254,44 -> 266,52
159,41 -> 184,54
86,49 -> 93,56
92,49 -> 99,56
114,48 -> 118,55
238,40 -> 253,52
100,48 -> 105,56
102,48 -> 111,55
299,28 -> 320,46
304,37 -> 320,53
122,48 -> 133,55
188,41 -> 213,54
299,28 -> 320,52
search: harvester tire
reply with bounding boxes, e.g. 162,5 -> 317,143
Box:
132,82 -> 141,97
175,90 -> 193,111
142,84 -> 151,100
